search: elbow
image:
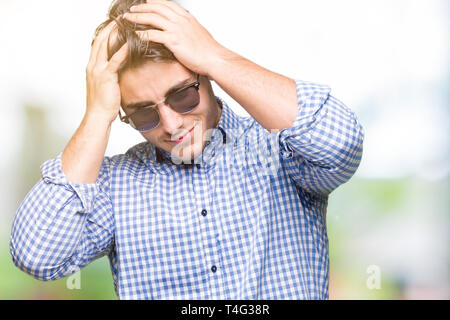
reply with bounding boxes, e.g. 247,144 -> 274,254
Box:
10,235 -> 65,282
338,120 -> 365,178
354,119 -> 365,164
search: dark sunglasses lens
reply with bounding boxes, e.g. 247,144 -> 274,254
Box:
127,84 -> 199,132
167,86 -> 200,114
130,108 -> 159,132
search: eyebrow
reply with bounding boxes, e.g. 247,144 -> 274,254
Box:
123,76 -> 195,110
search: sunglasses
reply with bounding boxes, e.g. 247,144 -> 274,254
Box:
119,74 -> 201,132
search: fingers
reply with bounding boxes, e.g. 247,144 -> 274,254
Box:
107,42 -> 129,72
88,21 -> 117,69
123,12 -> 171,30
96,23 -> 119,65
144,0 -> 191,17
129,2 -> 180,22
136,29 -> 167,45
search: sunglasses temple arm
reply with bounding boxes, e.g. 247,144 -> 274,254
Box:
118,109 -> 129,123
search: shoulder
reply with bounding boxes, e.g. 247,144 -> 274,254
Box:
106,141 -> 151,170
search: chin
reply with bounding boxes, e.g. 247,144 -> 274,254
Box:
168,141 -> 205,164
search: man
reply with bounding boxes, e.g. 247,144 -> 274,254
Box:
10,0 -> 364,300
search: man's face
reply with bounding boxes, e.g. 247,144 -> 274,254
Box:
119,61 -> 222,162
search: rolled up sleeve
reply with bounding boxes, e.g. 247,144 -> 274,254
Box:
10,153 -> 115,281
278,80 -> 364,197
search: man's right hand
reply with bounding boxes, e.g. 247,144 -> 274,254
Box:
61,21 -> 128,184
86,21 -> 128,124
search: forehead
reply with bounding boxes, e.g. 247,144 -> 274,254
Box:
119,61 -> 194,107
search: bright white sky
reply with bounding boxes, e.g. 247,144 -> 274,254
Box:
0,0 -> 448,180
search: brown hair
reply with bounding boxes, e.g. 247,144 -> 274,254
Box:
95,0 -> 177,73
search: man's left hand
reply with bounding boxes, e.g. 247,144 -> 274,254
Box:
123,0 -> 228,77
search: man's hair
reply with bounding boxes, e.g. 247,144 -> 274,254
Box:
95,0 -> 177,73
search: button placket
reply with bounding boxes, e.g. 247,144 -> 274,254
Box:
191,164 -> 223,299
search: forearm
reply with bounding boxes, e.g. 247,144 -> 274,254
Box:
62,112 -> 112,184
207,48 -> 298,132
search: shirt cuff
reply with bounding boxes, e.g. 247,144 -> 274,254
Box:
40,153 -> 99,214
278,80 -> 331,159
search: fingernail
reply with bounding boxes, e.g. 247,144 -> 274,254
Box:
129,6 -> 136,12
123,13 -> 129,18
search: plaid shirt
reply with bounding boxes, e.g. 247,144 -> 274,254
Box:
10,80 -> 364,299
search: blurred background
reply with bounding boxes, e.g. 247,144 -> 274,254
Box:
0,0 -> 448,299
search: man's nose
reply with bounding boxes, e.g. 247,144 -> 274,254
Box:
158,103 -> 184,135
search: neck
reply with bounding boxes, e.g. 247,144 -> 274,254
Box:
213,98 -> 223,129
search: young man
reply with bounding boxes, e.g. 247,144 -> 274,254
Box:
10,0 -> 364,299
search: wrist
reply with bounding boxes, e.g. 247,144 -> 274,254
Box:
205,46 -> 240,81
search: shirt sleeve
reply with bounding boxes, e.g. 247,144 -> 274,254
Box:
278,80 -> 364,198
9,152 -> 115,281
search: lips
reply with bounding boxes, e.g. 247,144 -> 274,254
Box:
169,126 -> 195,144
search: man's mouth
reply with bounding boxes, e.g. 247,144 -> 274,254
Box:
168,126 -> 196,144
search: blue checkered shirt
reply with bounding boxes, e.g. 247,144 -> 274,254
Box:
10,80 -> 364,299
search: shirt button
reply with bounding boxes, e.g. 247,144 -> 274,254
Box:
201,209 -> 208,217
211,265 -> 217,273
